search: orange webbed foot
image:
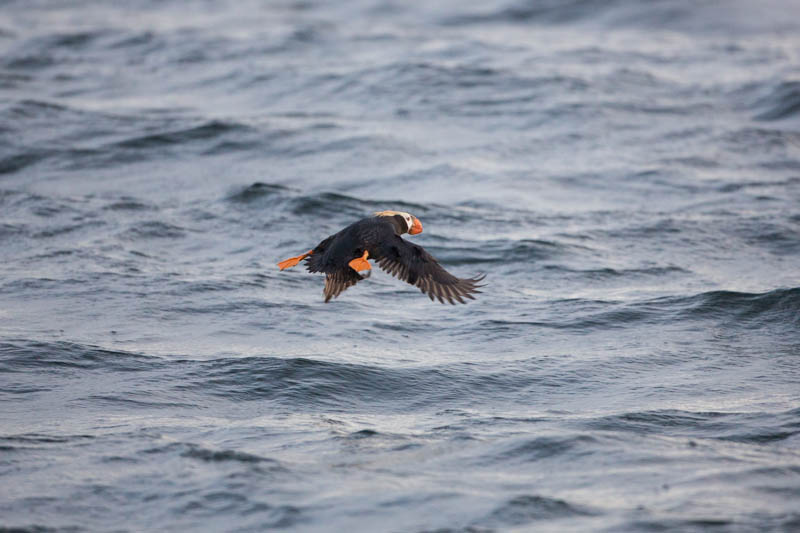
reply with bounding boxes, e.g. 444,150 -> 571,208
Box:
348,250 -> 371,273
277,250 -> 313,270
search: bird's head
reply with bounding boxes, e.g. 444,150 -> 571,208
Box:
374,210 -> 423,235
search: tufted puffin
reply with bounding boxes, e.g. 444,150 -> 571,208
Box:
277,211 -> 484,304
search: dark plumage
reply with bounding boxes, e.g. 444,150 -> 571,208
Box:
277,211 -> 484,303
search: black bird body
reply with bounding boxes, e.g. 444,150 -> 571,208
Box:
278,212 -> 484,304
306,216 -> 397,277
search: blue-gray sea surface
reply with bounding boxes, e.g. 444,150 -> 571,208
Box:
2,1 -> 800,531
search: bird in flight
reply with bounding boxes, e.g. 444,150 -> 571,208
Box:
277,211 -> 484,304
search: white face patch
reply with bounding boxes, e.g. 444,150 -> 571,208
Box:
374,210 -> 415,234
400,212 -> 413,234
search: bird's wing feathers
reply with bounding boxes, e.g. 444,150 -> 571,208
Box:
323,269 -> 363,303
374,236 -> 484,305
305,230 -> 367,302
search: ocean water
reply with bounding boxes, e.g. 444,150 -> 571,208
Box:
1,0 -> 800,531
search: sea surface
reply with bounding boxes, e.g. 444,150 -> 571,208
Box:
2,1 -> 800,531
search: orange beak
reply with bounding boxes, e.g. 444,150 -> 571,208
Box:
409,216 -> 423,235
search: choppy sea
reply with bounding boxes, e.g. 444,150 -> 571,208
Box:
2,1 -> 800,531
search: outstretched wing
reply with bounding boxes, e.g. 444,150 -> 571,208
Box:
373,236 -> 484,304
323,269 -> 364,303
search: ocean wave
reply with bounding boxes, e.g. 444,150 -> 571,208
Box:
82,394 -> 195,409
725,126 -> 800,154
118,220 -> 187,240
0,100 -> 267,174
618,518 -> 735,532
175,355 -> 543,409
0,222 -> 27,240
101,197 -> 155,212
632,287 -> 800,326
485,434 -> 598,464
0,525 -> 82,533
475,494 -> 595,527
179,356 -> 424,406
0,189 -> 108,241
541,265 -> 687,279
0,151 -> 47,175
144,441 -> 286,469
715,176 -> 800,193
0,433 -> 94,446
482,287 -> 800,332
430,238 -> 580,266
110,120 -> 252,151
0,339 -> 164,373
441,0 -> 632,26
753,80 -> 800,121
673,287 -> 800,323
439,0 -> 799,34
227,182 -> 430,221
226,182 -> 292,203
582,408 -> 800,444
290,59 -> 590,119
2,98 -> 78,120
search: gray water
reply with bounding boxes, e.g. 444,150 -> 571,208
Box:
1,1 -> 800,531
